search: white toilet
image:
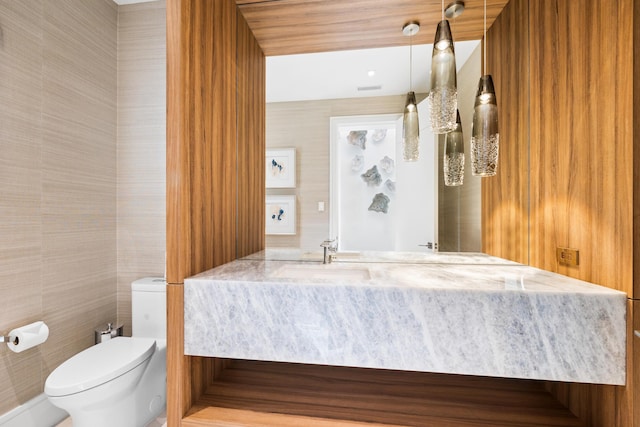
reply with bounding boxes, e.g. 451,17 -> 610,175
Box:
45,278 -> 167,427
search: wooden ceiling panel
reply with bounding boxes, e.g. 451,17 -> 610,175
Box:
236,0 -> 510,56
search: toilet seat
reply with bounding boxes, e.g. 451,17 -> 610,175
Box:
45,337 -> 156,397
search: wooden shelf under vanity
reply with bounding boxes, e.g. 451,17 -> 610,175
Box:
181,359 -> 583,427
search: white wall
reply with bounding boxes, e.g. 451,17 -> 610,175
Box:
329,112 -> 437,252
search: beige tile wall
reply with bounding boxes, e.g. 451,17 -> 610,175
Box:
437,44 -> 482,252
0,0 -> 118,415
116,1 -> 166,336
456,45 -> 481,252
0,0 -> 46,411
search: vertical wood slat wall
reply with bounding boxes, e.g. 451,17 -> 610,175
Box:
237,8 -> 266,258
632,0 -> 640,421
484,0 -> 637,425
633,0 -> 640,419
166,0 -> 265,424
530,2 -> 634,425
528,0 -> 634,295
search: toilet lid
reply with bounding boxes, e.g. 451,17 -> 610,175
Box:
45,337 -> 156,397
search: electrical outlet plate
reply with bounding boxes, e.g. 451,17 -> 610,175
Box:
556,247 -> 579,266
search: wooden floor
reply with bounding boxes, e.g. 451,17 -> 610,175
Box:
183,360 -> 583,427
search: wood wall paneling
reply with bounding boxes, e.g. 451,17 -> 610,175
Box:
166,0 -> 265,424
634,0 -> 640,299
167,0 -> 238,287
483,0 -> 636,426
481,0 -> 530,265
166,0 -> 239,423
166,6 -> 181,421
166,1 -> 190,421
166,0 -> 187,287
183,360 -> 581,427
634,301 -> 640,426
237,8 -> 266,258
528,0 -> 633,295
166,284 -> 189,425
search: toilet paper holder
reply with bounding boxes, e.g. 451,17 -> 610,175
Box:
1,321 -> 49,352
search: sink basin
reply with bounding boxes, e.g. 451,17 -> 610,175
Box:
272,264 -> 371,281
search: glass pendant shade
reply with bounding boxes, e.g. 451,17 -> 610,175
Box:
403,91 -> 420,161
429,19 -> 458,134
471,75 -> 499,176
444,110 -> 464,186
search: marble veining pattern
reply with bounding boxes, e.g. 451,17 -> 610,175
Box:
184,258 -> 626,385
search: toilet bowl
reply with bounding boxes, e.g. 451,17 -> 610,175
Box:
45,278 -> 167,427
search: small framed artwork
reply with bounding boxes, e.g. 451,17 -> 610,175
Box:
266,148 -> 296,188
266,195 -> 296,235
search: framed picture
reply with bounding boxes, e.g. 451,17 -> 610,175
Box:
266,148 -> 296,188
266,195 -> 296,235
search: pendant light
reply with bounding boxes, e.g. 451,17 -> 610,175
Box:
402,22 -> 420,162
471,0 -> 499,176
443,1 -> 465,187
429,0 -> 458,134
444,110 -> 464,186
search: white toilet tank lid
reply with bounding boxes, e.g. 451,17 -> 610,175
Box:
45,337 -> 156,397
132,277 -> 166,292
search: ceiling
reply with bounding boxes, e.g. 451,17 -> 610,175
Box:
266,40 -> 481,103
236,0 -> 509,56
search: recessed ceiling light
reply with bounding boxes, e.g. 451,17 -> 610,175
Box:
368,70 -> 376,77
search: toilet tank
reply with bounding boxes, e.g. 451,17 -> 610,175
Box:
132,277 -> 167,339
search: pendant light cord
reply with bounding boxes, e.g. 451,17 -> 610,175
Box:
441,0 -> 444,21
483,0 -> 487,75
409,33 -> 413,91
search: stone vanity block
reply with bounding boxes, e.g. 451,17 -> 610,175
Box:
184,255 -> 626,385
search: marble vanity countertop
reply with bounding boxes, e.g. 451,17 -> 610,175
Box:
184,258 -> 626,385
240,248 -> 522,265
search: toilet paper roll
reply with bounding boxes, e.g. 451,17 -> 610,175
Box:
7,321 -> 49,353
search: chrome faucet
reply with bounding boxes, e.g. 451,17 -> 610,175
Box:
320,238 -> 338,264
